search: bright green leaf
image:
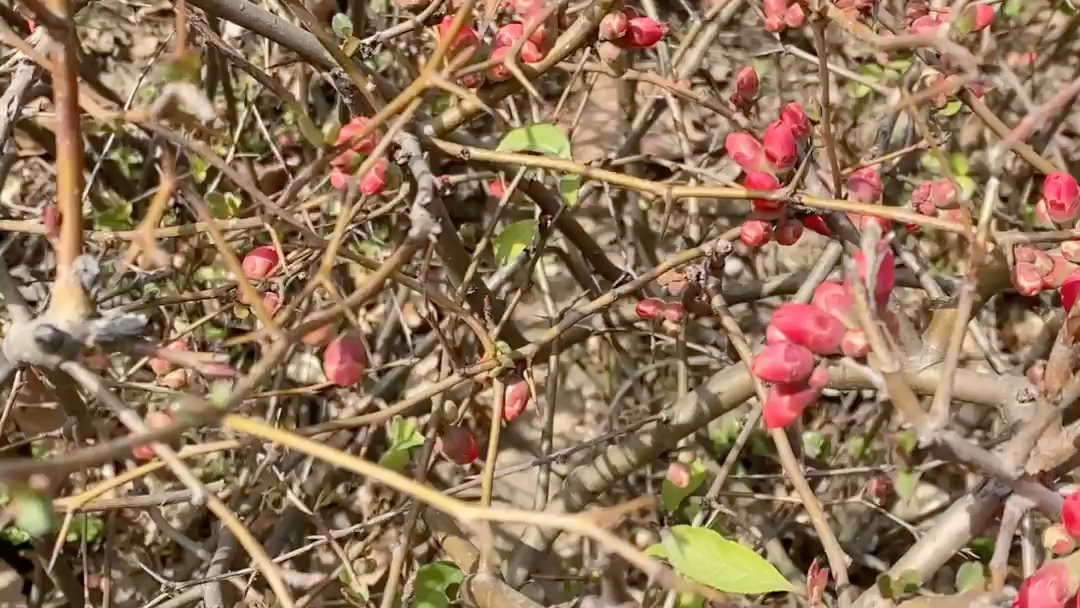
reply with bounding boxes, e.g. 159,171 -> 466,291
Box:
94,200 -> 134,231
331,13 -> 353,38
661,526 -> 794,595
888,56 -> 913,72
861,64 -> 886,79
920,153 -> 942,173
11,488 -> 54,539
496,124 -> 580,205
938,100 -> 964,117
661,459 -> 707,513
801,430 -> 829,460
877,574 -> 896,600
846,82 -> 872,99
894,429 -> 918,456
949,152 -> 970,176
955,562 -> 986,593
956,175 -> 977,199
709,417 -> 741,449
676,593 -> 703,608
408,562 -> 463,608
389,416 -> 425,450
493,219 -> 539,266
207,192 -> 242,219
847,435 -> 870,461
894,470 -> 919,499
1004,0 -> 1023,17
188,153 -> 209,183
645,543 -> 668,559
66,514 -> 105,543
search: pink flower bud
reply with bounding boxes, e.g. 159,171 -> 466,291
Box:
662,302 -> 686,323
846,167 -> 883,203
489,179 -> 506,200
618,17 -> 666,48
1013,562 -> 1070,608
779,102 -> 812,141
1060,267 -> 1080,311
752,341 -> 815,384
764,0 -> 789,31
745,171 -> 782,214
775,218 -> 804,246
841,329 -> 871,358
807,560 -> 830,608
504,379 -> 530,420
968,4 -> 994,31
853,249 -> 896,307
458,71 -> 485,88
667,462 -> 691,488
929,179 -> 958,209
908,14 -> 939,34
803,215 -> 832,237
329,167 -> 350,191
1013,262 -> 1044,296
1042,254 -> 1075,289
520,40 -> 544,63
359,159 -> 389,196
494,22 -> 525,47
324,333 -> 367,387
910,181 -> 935,215
740,219 -> 774,247
762,366 -> 828,429
1015,245 -> 1037,263
811,281 -> 855,326
438,15 -> 480,57
599,11 -> 629,40
335,116 -> 379,156
764,14 -> 786,31
242,245 -> 279,279
1062,241 -> 1080,263
635,297 -> 664,320
1043,523 -> 1076,555
769,303 -> 846,355
784,2 -> 806,27
1042,172 -> 1080,224
763,120 -> 798,171
726,132 -> 766,173
734,66 -> 759,100
1033,248 -> 1054,277
488,46 -> 512,81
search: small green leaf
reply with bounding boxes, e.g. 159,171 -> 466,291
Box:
801,430 -> 829,460
1003,0 -> 1023,17
847,435 -> 870,461
661,459 -> 707,513
94,200 -> 134,230
661,526 -> 794,594
408,562 -> 463,608
331,13 -> 353,38
888,56 -> 913,72
389,416 -> 425,450
956,175 -> 977,199
496,124 -> 580,205
955,562 -> 986,593
894,470 -> 919,499
66,514 -> 105,543
493,219 -> 539,265
188,153 -> 209,183
949,152 -> 970,176
894,429 -> 918,456
709,417 -> 741,449
207,192 -> 242,219
920,153 -> 942,173
938,100 -> 964,117
11,488 -> 54,539
969,536 -> 996,562
846,81 -> 872,99
861,64 -> 886,80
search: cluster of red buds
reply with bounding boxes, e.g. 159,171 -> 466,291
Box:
763,0 -> 806,32
729,65 -> 759,114
1008,173 -> 1080,300
1011,491 -> 1080,607
725,102 -> 816,247
753,249 -> 895,429
635,297 -> 687,324
598,6 -> 667,49
328,116 -> 401,195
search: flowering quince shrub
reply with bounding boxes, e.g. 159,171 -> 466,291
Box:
12,0 -> 1080,604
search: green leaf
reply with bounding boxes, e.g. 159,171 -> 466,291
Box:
846,81 -> 872,99
894,470 -> 919,499
709,417 -> 741,449
11,488 -> 54,539
676,593 -> 703,608
408,562 -> 463,608
861,64 -> 886,80
496,124 -> 580,205
847,435 -> 870,461
661,459 -> 707,513
949,152 -> 970,176
894,429 -> 918,456
660,526 -> 794,595
801,430 -> 829,459
956,175 -> 977,199
379,416 -> 426,473
331,13 -> 353,38
207,192 -> 242,219
938,100 -> 964,117
94,199 -> 134,231
920,153 -> 942,173
66,514 -> 105,543
645,543 -> 668,559
955,562 -> 986,593
1004,0 -> 1023,17
188,153 -> 209,183
493,219 -> 539,266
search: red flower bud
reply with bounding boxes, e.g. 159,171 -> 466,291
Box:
967,4 -> 994,31
784,2 -> 806,27
488,46 -> 512,81
769,303 -> 845,355
504,379 -> 530,420
599,11 -> 629,40
1013,562 -> 1070,608
1042,254 -> 1075,289
910,181 -> 935,215
803,215 -> 832,237
437,426 -> 479,465
1015,245 -> 1037,263
1014,262 -> 1044,297
635,297 -> 665,320
853,249 -> 896,307
519,40 -> 544,63
667,462 -> 691,488
1042,172 -> 1080,224
779,102 -> 811,141
329,167 -> 350,190
745,171 -> 782,214
905,0 -> 929,24
360,159 -> 389,196
323,333 -> 367,387
335,116 -> 379,157
763,120 -> 798,171
764,0 -> 789,31
438,15 -> 480,57
908,14 -> 940,34
775,218 -> 804,246
811,280 -> 855,326
752,341 -> 815,383
662,302 -> 686,323
1060,268 -> 1080,311
494,22 -> 525,47
149,340 -> 188,377
458,71 -> 485,88
734,66 -> 759,100
726,132 -> 766,173
846,166 -> 883,204
489,179 -> 507,200
617,17 -> 666,48
740,219 -> 774,247
242,245 -> 279,279
762,365 -> 828,429
841,329 -> 871,358
929,179 -> 958,209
